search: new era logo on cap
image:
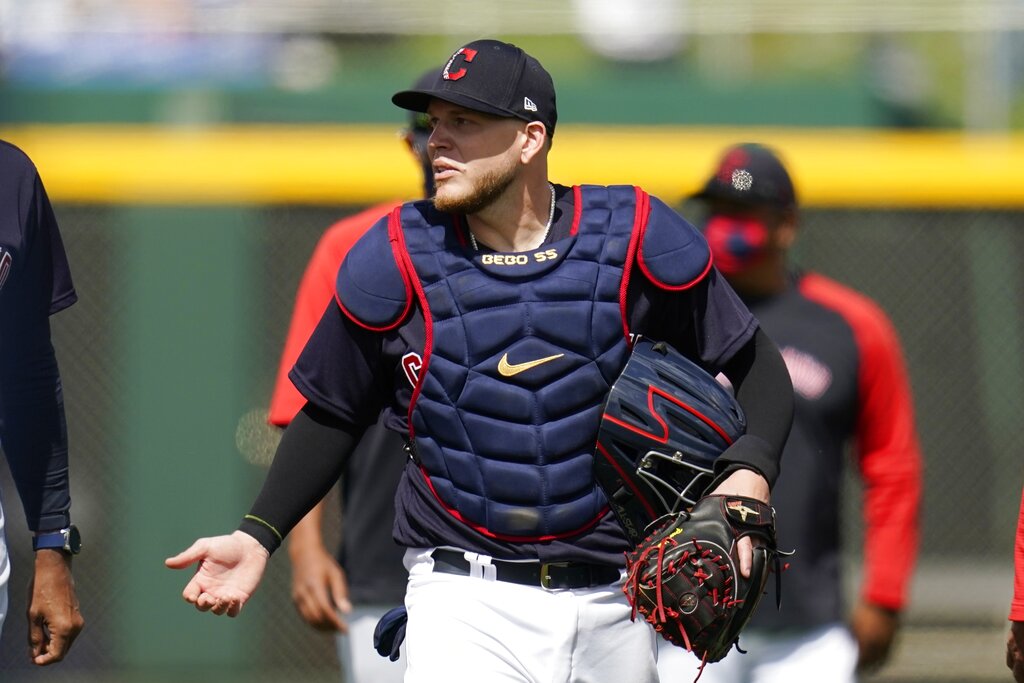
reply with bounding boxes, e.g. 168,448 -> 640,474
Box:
392,39 -> 558,138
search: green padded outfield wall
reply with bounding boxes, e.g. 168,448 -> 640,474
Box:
120,206 -> 261,671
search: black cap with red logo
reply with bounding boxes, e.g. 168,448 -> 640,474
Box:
392,39 -> 557,139
693,143 -> 796,209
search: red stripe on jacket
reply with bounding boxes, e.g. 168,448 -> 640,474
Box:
1012,489 -> 1024,620
799,273 -> 923,612
268,202 -> 401,427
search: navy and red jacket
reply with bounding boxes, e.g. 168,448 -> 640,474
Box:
745,271 -> 922,628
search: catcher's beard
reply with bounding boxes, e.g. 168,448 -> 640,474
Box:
433,159 -> 518,215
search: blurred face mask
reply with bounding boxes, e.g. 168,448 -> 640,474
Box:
702,214 -> 770,276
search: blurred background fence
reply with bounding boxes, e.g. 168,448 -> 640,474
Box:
2,2 -> 1024,682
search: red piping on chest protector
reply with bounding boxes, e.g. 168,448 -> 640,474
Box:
334,206 -> 415,332
636,198 -> 713,292
387,209 -> 433,438
418,464 -> 609,542
619,186 -> 648,344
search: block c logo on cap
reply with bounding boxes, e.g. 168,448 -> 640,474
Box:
443,47 -> 478,81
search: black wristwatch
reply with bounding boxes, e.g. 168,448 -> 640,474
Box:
33,524 -> 82,555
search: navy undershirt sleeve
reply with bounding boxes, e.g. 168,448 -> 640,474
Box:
631,268 -> 758,372
288,301 -> 387,426
0,316 -> 71,531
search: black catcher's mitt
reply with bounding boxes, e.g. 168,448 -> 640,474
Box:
595,338 -> 747,547
622,494 -> 780,666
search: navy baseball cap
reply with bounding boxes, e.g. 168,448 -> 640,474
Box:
392,39 -> 557,138
693,143 -> 796,209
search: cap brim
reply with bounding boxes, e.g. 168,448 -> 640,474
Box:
689,183 -> 771,207
392,88 -> 521,120
688,184 -> 729,204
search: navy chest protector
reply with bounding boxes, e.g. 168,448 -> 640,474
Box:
335,185 -> 712,541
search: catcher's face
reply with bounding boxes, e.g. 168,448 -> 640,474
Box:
426,99 -> 527,214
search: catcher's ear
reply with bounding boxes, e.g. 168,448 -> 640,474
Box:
520,121 -> 548,163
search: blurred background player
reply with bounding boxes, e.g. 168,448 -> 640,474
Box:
0,139 -> 85,665
1007,486 -> 1024,682
266,71 -> 435,683
660,142 -> 923,682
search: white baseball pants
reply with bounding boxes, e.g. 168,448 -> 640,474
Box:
401,548 -> 658,683
656,622 -> 858,683
335,604 -> 408,683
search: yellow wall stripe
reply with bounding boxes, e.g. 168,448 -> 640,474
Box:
2,124 -> 1022,208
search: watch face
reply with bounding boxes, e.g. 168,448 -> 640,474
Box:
67,525 -> 82,554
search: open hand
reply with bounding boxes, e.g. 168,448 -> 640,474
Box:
165,531 -> 269,617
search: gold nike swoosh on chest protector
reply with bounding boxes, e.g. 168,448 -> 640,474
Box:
497,352 -> 565,377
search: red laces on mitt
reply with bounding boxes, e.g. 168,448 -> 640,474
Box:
623,495 -> 785,677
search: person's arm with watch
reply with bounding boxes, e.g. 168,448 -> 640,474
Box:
1,315 -> 85,665
0,142 -> 85,665
29,524 -> 84,664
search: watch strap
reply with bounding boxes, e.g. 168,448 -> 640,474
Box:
33,530 -> 68,551
32,525 -> 80,554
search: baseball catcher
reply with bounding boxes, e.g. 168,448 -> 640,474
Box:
596,338 -> 784,670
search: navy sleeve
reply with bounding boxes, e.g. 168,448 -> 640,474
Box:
39,175 -> 78,315
0,327 -> 72,531
630,260 -> 788,488
631,266 -> 758,372
288,300 -> 388,428
0,141 -> 75,531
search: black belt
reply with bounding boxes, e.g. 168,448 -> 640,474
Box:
431,549 -> 621,590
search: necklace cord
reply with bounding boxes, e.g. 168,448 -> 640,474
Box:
469,183 -> 556,252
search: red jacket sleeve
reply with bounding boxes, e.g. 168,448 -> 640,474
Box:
267,202 -> 400,427
1012,488 -> 1024,621
802,274 -> 923,612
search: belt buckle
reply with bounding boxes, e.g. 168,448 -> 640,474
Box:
540,561 -> 571,590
